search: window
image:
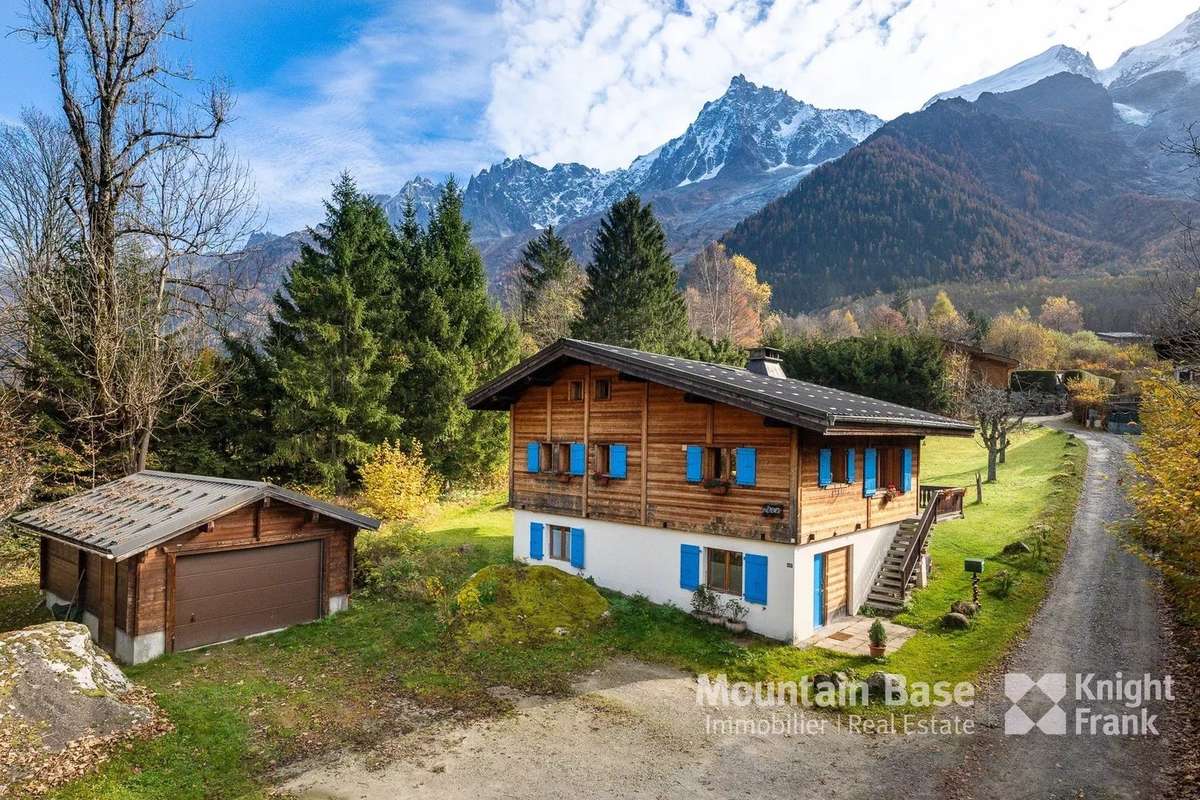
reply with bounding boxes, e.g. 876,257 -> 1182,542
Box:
548,525 -> 571,561
593,378 -> 611,401
594,443 -> 628,479
879,447 -> 909,492
705,447 -> 727,482
568,380 -> 584,401
596,443 -> 610,475
553,443 -> 571,473
707,548 -> 743,595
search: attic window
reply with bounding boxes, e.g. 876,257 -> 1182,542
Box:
568,381 -> 584,401
593,378 -> 611,401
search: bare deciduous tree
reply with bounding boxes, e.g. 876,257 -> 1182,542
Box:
683,242 -> 771,346
965,379 -> 1045,482
1,0 -> 259,476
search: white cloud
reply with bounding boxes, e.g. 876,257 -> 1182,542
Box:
229,1 -> 505,232
486,0 -> 1199,170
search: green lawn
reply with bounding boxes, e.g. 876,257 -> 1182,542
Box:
10,425 -> 1082,797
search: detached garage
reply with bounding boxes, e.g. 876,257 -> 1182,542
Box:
14,471 -> 379,664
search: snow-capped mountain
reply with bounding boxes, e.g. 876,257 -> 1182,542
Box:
1103,9 -> 1200,89
923,45 -> 1099,108
381,75 -> 882,271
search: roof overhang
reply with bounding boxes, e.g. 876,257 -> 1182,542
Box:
467,339 -> 976,437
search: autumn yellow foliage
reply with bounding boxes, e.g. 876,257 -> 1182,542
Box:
360,440 -> 440,522
1129,379 -> 1200,618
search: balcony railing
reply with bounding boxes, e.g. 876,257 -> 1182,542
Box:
919,484 -> 966,520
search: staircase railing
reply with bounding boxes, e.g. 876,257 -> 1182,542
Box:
898,489 -> 941,603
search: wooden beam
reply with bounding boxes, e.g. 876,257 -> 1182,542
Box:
508,406 -> 516,507
640,382 -> 649,525
706,402 -> 715,445
618,372 -> 647,383
253,501 -> 262,541
582,365 -> 591,517
789,427 -> 799,542
165,552 -> 176,653
682,393 -> 714,404
545,383 -> 552,440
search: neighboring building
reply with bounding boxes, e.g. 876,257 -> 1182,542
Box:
1096,331 -> 1152,346
940,338 -> 1019,388
14,471 -> 379,664
466,339 -> 972,643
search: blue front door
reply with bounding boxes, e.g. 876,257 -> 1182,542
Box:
813,553 -> 826,629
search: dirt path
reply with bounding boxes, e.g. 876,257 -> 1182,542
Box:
278,424 -> 1173,800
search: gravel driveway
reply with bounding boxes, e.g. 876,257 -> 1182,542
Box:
279,424 -> 1174,800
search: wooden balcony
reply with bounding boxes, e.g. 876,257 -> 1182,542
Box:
918,484 -> 966,521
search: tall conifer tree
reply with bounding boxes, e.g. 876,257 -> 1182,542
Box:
266,174 -> 401,491
391,179 -> 517,484
572,193 -> 690,353
517,226 -> 575,311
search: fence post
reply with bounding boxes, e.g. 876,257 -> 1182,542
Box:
975,471 -> 983,505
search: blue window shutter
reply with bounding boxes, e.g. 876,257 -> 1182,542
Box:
569,442 -> 586,475
680,544 -> 700,590
818,448 -> 832,488
685,445 -> 703,483
529,522 -> 544,560
863,448 -> 877,498
526,442 -> 540,473
735,447 -> 757,487
744,554 -> 768,605
902,447 -> 913,493
610,444 -> 627,479
846,449 -> 856,484
569,527 -> 585,569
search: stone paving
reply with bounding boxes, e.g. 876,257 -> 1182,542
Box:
801,615 -> 916,655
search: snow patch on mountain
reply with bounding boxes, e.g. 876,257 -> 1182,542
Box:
1113,102 -> 1153,126
1102,10 -> 1200,89
924,45 -> 1099,108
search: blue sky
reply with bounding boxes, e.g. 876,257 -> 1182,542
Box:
3,0 -> 1197,233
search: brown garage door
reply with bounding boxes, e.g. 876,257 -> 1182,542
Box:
174,540 -> 322,651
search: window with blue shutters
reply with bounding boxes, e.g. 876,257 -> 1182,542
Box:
569,528 -> 585,569
526,442 -> 540,473
744,554 -> 768,606
863,448 -> 877,497
680,544 -> 700,590
569,442 -> 586,475
529,522 -> 544,560
818,448 -> 832,487
901,447 -> 913,493
685,445 -> 703,482
846,448 -> 856,484
735,447 -> 757,487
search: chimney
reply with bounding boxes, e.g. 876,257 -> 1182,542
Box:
746,347 -> 786,379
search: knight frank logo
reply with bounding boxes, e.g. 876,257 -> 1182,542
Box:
1004,672 -> 1174,736
1004,673 -> 1067,735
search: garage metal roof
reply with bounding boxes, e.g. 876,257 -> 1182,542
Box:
466,338 -> 974,436
13,471 -> 380,560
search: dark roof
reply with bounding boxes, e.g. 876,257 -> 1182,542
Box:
13,471 -> 380,560
466,339 -> 974,436
940,338 -> 1020,367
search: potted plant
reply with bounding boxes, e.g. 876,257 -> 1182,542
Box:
868,619 -> 887,658
882,484 -> 899,504
703,591 -> 724,625
703,478 -> 730,496
723,598 -> 748,633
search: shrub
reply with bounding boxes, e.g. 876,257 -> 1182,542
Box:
453,564 -> 609,646
869,619 -> 887,647
360,440 -> 439,522
990,569 -> 1016,598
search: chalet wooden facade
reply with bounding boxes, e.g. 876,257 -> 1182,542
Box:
16,472 -> 379,664
468,339 -> 973,642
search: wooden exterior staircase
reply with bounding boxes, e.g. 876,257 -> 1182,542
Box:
864,487 -> 965,614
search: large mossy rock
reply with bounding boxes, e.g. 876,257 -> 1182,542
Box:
0,622 -> 163,791
454,564 -> 609,646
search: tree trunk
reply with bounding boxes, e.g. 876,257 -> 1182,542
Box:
986,448 -> 998,483
998,429 -> 1008,464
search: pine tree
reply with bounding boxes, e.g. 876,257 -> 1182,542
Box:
266,174 -> 401,492
572,193 -> 690,353
517,226 -> 576,312
390,179 -> 517,485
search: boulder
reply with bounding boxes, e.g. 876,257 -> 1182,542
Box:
950,601 -> 979,618
942,612 -> 972,630
1002,540 -> 1032,556
0,622 -> 166,791
865,671 -> 904,702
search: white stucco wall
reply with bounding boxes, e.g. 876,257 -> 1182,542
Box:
114,629 -> 165,665
792,522 -> 899,641
514,510 -> 798,641
513,511 -> 901,645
